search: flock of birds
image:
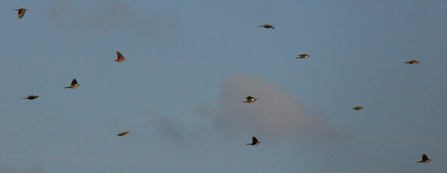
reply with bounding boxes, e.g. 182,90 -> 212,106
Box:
15,7 -> 431,164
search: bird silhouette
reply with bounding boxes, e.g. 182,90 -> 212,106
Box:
352,106 -> 363,110
114,51 -> 126,62
258,24 -> 275,29
23,95 -> 39,100
405,60 -> 420,64
246,136 -> 261,145
65,79 -> 80,89
296,54 -> 310,59
14,8 -> 28,19
417,154 -> 432,163
116,131 -> 130,136
242,96 -> 258,103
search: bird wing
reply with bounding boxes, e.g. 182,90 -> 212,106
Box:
17,9 -> 26,19
116,51 -> 124,60
252,136 -> 258,143
71,79 -> 78,85
422,154 -> 428,161
246,96 -> 253,100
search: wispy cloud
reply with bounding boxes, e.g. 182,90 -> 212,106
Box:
150,73 -> 350,144
44,0 -> 178,39
196,73 -> 350,142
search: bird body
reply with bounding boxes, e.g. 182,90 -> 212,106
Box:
258,24 -> 275,29
114,51 -> 126,62
117,131 -> 130,136
352,106 -> 363,110
247,136 -> 261,145
418,154 -> 432,163
23,95 -> 39,100
14,8 -> 28,19
296,54 -> 310,59
405,60 -> 420,64
65,79 -> 80,89
242,96 -> 258,103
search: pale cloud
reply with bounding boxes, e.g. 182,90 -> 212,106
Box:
149,73 -> 350,143
196,73 -> 350,142
44,0 -> 178,39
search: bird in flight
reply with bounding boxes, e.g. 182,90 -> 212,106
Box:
405,60 -> 420,64
114,51 -> 126,62
352,106 -> 363,110
246,136 -> 261,146
116,131 -> 130,136
258,24 -> 275,29
23,95 -> 39,100
296,54 -> 310,59
417,154 -> 432,163
14,8 -> 28,19
65,79 -> 80,89
242,96 -> 258,103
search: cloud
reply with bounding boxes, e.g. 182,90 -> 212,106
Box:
44,0 -> 178,39
196,73 -> 350,142
147,73 -> 350,144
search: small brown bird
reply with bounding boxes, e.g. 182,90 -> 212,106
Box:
258,24 -> 275,29
352,106 -> 363,110
417,154 -> 432,163
23,95 -> 39,100
296,54 -> 310,59
65,79 -> 80,89
405,60 -> 420,64
246,136 -> 261,146
114,51 -> 126,62
14,8 -> 28,19
242,96 -> 258,103
116,131 -> 130,136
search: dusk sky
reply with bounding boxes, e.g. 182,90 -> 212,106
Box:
1,0 -> 447,173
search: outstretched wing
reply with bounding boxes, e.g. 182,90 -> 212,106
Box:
252,136 -> 258,143
116,51 -> 124,60
71,79 -> 78,85
246,96 -> 253,100
16,9 -> 26,19
422,154 -> 429,161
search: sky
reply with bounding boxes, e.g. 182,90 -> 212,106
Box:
1,0 -> 446,172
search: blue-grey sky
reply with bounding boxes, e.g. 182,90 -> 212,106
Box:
1,0 -> 446,172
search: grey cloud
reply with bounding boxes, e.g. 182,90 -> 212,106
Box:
45,0 -> 177,39
196,73 -> 350,142
147,113 -> 208,143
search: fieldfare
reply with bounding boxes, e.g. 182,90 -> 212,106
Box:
65,79 -> 80,89
114,51 -> 126,62
246,136 -> 261,146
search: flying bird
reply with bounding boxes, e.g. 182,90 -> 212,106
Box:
352,106 -> 363,110
296,54 -> 310,59
405,60 -> 420,64
417,154 -> 432,163
114,51 -> 126,62
242,96 -> 258,103
65,79 -> 80,89
116,131 -> 130,136
14,8 -> 28,19
258,24 -> 275,29
23,95 -> 39,100
246,136 -> 261,146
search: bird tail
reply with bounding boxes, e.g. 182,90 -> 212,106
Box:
246,143 -> 251,145
64,87 -> 69,89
